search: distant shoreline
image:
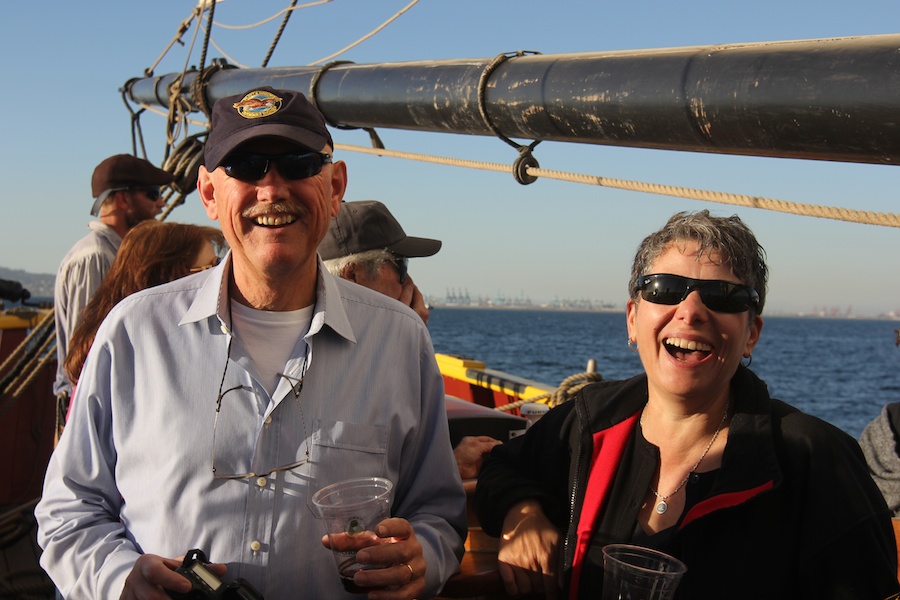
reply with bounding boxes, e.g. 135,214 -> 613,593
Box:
428,303 -> 900,321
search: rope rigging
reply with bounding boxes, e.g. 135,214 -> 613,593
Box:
494,361 -> 605,412
477,51 -> 544,185
127,0 -> 424,219
333,142 -> 900,228
0,309 -> 55,420
120,0 -> 900,228
129,87 -> 900,229
261,0 -> 298,68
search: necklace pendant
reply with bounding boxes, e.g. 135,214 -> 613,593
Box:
655,500 -> 668,514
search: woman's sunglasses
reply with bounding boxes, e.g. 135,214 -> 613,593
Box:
222,152 -> 332,182
635,273 -> 759,313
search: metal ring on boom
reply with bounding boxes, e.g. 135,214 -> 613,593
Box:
478,51 -> 544,185
120,78 -> 149,159
310,61 -> 385,150
191,59 -> 234,119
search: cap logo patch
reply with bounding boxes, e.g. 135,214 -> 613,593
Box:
232,90 -> 283,119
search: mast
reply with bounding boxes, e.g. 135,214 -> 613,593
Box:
127,34 -> 900,166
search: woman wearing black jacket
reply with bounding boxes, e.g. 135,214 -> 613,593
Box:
475,210 -> 899,599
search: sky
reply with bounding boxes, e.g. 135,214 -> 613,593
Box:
1,0 -> 899,316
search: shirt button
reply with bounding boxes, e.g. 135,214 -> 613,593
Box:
250,540 -> 262,553
257,477 -> 267,488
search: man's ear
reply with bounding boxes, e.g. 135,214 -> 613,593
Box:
329,160 -> 348,217
112,190 -> 129,212
341,263 -> 361,283
197,166 -> 218,220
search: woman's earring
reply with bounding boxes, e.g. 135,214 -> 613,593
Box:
741,354 -> 753,367
627,338 -> 638,353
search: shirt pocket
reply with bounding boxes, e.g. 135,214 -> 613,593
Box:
305,419 -> 389,512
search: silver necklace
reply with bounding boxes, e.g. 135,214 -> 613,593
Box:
641,401 -> 729,515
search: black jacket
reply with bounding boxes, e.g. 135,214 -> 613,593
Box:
475,366 -> 899,599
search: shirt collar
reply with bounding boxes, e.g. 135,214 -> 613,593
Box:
178,252 -> 357,344
88,220 -> 123,248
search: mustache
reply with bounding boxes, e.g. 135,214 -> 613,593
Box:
241,202 -> 302,220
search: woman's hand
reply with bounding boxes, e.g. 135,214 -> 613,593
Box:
496,500 -> 561,598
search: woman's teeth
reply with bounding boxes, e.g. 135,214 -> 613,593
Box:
664,337 -> 712,352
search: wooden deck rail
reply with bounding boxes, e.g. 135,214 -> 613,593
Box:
435,480 -> 516,600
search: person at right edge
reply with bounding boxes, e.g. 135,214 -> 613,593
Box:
474,210 -> 899,599
860,402 -> 900,516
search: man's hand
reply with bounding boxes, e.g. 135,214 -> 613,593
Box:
323,517 -> 426,599
119,554 -> 226,600
497,500 -> 561,599
454,436 -> 502,479
399,276 -> 430,325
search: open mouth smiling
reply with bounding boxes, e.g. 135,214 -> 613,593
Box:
664,337 -> 712,362
243,203 -> 301,228
253,213 -> 297,228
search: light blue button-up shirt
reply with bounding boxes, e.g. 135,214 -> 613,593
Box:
36,256 -> 467,599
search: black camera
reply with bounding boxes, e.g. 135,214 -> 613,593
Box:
169,549 -> 264,600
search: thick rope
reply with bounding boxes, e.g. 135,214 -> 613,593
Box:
261,0 -> 298,68
335,142 -> 900,228
493,370 -> 605,413
197,0 -> 216,76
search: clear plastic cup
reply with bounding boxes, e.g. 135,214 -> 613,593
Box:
311,477 -> 393,594
601,544 -> 687,600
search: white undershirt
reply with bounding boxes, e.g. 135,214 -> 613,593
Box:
229,300 -> 313,396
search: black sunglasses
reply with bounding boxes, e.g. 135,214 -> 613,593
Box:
222,152 -> 332,182
110,187 -> 162,201
635,273 -> 760,314
138,187 -> 162,201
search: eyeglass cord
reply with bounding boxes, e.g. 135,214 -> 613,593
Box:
212,333 -> 312,478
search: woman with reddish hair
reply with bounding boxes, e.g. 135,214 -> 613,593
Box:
64,220 -> 225,388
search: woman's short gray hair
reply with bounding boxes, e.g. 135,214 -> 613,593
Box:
628,210 -> 768,315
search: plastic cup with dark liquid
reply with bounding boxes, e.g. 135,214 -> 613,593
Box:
312,477 -> 394,594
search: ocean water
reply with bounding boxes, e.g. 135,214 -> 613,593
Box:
428,307 -> 900,440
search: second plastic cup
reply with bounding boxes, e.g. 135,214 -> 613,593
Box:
601,544 -> 687,600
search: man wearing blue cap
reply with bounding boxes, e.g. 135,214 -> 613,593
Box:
36,88 -> 466,600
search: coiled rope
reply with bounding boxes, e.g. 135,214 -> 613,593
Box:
493,366 -> 605,412
335,142 -> 900,228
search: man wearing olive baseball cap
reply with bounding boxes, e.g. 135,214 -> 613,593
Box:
320,199 -> 441,324
53,154 -> 173,400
